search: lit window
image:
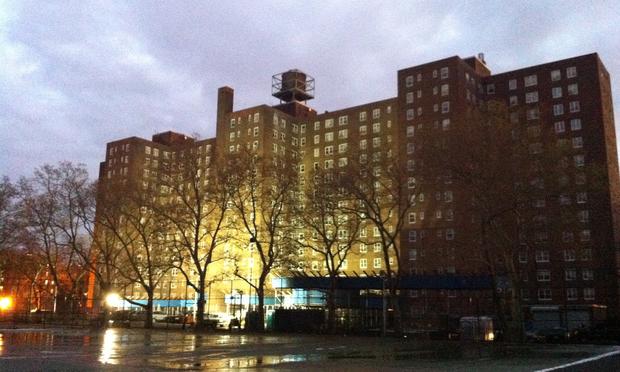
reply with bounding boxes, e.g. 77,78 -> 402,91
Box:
359,259 -> 367,269
551,69 -> 561,81
373,258 -> 382,269
372,122 -> 380,133
406,126 -> 415,137
552,87 -> 562,99
572,137 -> 583,149
325,118 -> 334,128
253,113 -> 260,123
325,132 -> 334,142
372,108 -> 380,119
441,84 -> 449,96
554,121 -> 565,133
406,92 -> 414,104
442,119 -> 450,131
553,104 -> 564,116
566,66 -> 577,78
359,111 -> 367,122
338,115 -> 348,125
408,212 -> 416,224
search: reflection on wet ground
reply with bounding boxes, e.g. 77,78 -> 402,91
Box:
0,327 -> 617,371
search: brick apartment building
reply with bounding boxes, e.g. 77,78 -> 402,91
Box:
97,53 -> 619,327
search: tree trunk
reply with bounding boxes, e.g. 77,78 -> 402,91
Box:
144,294 -> 154,329
257,284 -> 265,332
195,279 -> 206,329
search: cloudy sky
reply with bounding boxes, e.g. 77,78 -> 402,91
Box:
1,1 -> 619,179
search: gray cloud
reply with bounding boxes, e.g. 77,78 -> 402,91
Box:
1,0 -> 619,179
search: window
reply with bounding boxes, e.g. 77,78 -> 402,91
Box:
338,157 -> 348,167
567,83 -> 578,95
408,177 -> 416,188
373,258 -> 382,269
408,212 -> 416,224
313,134 -> 320,145
405,75 -> 414,87
509,79 -> 517,90
359,259 -> 367,269
576,192 -> 588,204
551,69 -> 561,81
524,74 -> 538,87
486,84 -> 495,95
552,87 -> 562,99
441,101 -> 450,113
324,159 -> 333,169
574,155 -> 585,167
313,148 -> 319,158
416,73 -> 422,82
145,146 -> 151,155
582,269 -> 594,281
440,67 -> 449,79
325,118 -> 334,128
566,66 -> 577,78
372,137 -> 381,148
325,132 -> 334,142
441,84 -> 449,96
569,101 -> 580,113
407,143 -> 415,154
566,288 -> 578,301
519,251 -> 528,263
554,121 -> 565,133
553,104 -> 564,116
564,249 -> 576,261
570,118 -> 582,131
509,96 -> 518,106
359,125 -> 367,136
406,92 -> 414,104
444,191 -> 453,202
584,288 -> 595,300
359,139 -> 367,150
253,113 -> 260,123
372,122 -> 381,133
581,248 -> 592,261
406,126 -> 415,137
565,268 -> 577,281
537,270 -> 551,282
538,288 -> 552,301
535,250 -> 550,263
525,91 -> 539,103
338,143 -> 348,153
527,108 -> 540,120
572,137 -> 583,149
359,111 -> 367,122
577,209 -> 589,223
442,119 -> 450,131
338,115 -> 348,125
359,243 -> 367,253
408,231 -> 417,242
445,229 -> 455,240
372,108 -> 380,119
324,146 -> 334,155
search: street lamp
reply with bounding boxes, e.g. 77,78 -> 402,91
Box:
104,292 -> 122,309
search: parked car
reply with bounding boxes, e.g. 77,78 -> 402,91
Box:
152,311 -> 167,322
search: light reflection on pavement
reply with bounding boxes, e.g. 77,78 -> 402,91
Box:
0,327 -> 617,371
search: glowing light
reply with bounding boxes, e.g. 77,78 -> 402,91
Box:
485,331 -> 495,341
105,293 -> 121,308
0,297 -> 12,311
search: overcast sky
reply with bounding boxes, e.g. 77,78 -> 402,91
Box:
1,1 -> 619,180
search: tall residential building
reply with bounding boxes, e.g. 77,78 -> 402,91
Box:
97,53 -> 619,326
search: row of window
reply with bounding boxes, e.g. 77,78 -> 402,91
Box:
506,66 -> 578,92
406,102 -> 450,120
405,67 -> 450,87
407,228 -> 455,241
532,268 -> 594,282
530,287 -> 594,301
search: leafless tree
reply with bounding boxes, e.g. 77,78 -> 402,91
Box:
157,141 -> 230,329
224,150 -> 299,330
294,167 -> 361,332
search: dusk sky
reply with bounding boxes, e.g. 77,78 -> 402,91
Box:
1,1 -> 619,180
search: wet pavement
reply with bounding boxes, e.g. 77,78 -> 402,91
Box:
0,327 -> 618,371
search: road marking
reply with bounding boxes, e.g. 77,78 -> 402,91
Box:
536,349 -> 620,371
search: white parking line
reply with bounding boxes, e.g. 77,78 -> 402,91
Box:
536,349 -> 620,371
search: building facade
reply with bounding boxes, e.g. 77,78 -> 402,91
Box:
97,53 -> 619,327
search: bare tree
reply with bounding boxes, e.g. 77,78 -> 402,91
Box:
157,141 -> 230,329
339,147 -> 419,334
18,163 -> 92,314
100,182 -> 172,328
294,167 -> 361,332
0,176 -> 18,252
224,150 -> 299,331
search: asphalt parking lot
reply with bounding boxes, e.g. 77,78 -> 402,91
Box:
0,327 -> 618,371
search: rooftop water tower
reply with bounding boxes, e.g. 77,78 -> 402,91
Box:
272,69 -> 315,103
